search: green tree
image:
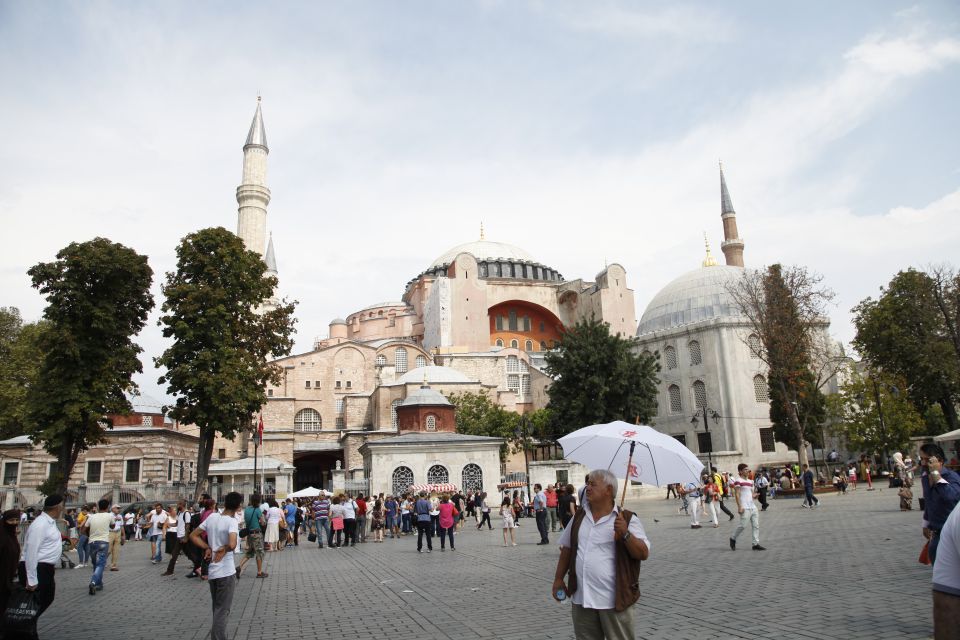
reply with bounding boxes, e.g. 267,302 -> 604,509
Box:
827,369 -> 924,459
543,317 -> 659,436
853,269 -> 960,430
26,238 -> 154,493
156,227 -> 297,500
448,391 -> 519,461
768,368 -> 826,451
0,308 -> 47,439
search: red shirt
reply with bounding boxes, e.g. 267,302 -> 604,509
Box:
545,489 -> 558,508
356,499 -> 367,516
438,502 -> 455,529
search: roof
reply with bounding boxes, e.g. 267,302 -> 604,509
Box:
430,240 -> 538,269
125,391 -> 166,415
330,318 -> 347,325
358,301 -> 409,312
0,436 -> 31,446
264,234 -> 277,273
244,100 -> 268,151
396,366 -> 471,385
637,265 -> 748,336
207,456 -> 289,473
364,432 -> 503,446
400,385 -> 452,407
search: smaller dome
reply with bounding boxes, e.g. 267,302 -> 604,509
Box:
400,385 -> 452,407
637,265 -> 747,336
126,392 -> 165,415
396,366 -> 470,385
330,318 -> 347,325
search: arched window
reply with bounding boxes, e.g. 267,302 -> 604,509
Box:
540,341 -> 547,351
510,339 -> 519,349
391,399 -> 401,429
462,463 -> 483,492
664,345 -> 678,369
688,340 -> 702,366
425,415 -> 436,431
525,340 -> 533,352
506,356 -> 519,372
375,354 -> 386,366
427,464 -> 449,484
495,339 -> 504,347
748,334 -> 762,359
415,355 -> 427,369
395,348 -> 408,373
692,380 -> 707,409
754,375 -> 769,403
668,384 -> 682,413
392,466 -> 414,496
294,408 -> 322,432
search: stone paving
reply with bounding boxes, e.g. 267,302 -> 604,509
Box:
37,488 -> 934,639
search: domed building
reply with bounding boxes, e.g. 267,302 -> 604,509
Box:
636,167 -> 796,470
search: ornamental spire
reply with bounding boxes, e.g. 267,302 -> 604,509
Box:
702,233 -> 718,267
718,161 -> 745,267
245,96 -> 269,151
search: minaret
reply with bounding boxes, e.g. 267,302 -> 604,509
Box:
236,97 -> 270,257
719,163 -> 745,267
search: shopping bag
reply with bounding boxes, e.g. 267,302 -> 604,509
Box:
919,541 -> 931,565
307,532 -> 317,543
3,584 -> 40,640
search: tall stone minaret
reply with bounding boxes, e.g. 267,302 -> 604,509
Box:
236,98 -> 270,257
719,163 -> 745,267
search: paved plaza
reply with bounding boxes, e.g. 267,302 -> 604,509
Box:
38,488 -> 934,640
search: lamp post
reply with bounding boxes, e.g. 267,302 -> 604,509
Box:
691,408 -> 720,474
514,415 -> 532,506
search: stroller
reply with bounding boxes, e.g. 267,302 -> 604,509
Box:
56,519 -> 76,569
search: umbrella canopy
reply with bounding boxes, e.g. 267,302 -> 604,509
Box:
408,483 -> 458,494
558,421 -> 704,487
287,486 -> 321,498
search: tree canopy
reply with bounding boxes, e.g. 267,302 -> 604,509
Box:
448,390 -> 519,461
26,238 -> 154,493
155,227 -> 296,500
0,308 -> 47,440
543,317 -> 659,436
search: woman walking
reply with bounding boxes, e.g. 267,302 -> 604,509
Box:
476,492 -> 492,530
703,476 -> 720,528
264,500 -> 282,551
500,497 -> 516,546
329,497 -> 345,548
437,494 -> 456,551
371,498 -> 385,542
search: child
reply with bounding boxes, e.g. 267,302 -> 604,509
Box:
500,497 -> 516,547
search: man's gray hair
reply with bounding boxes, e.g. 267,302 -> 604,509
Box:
588,469 -> 619,496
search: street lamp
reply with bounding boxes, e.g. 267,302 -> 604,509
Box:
691,408 -> 720,474
514,415 -> 533,507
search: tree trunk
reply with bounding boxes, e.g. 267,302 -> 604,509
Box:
790,404 -> 809,468
940,397 -> 959,432
193,426 -> 215,503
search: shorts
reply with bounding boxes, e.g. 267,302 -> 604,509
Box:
244,530 -> 264,559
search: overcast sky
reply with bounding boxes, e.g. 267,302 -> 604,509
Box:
2,1 -> 959,403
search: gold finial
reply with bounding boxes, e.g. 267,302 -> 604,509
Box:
479,222 -> 485,241
702,232 -> 718,267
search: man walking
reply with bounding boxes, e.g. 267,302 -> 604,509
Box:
545,485 -> 559,533
237,495 -> 267,578
552,470 -> 650,639
730,463 -> 765,551
920,443 -> 960,563
190,491 -> 241,640
162,500 -> 189,576
681,480 -> 702,529
108,504 -> 124,571
20,494 -> 65,619
147,503 -> 166,564
712,467 -> 735,521
801,464 -> 819,508
754,470 -> 771,511
414,491 -> 433,553
312,492 -> 330,549
533,484 -> 550,545
84,498 -> 113,595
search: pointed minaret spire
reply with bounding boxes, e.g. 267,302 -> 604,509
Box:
718,162 -> 745,267
264,232 -> 278,275
479,222 -> 485,241
702,232 -> 718,267
245,96 -> 269,151
237,98 -> 271,257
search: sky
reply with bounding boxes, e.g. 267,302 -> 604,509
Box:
1,1 -> 959,403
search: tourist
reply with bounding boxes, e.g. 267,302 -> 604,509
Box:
665,483 -> 678,500
551,469 -> 650,639
237,495 -> 267,578
371,498 -> 385,542
108,504 -> 124,572
932,499 -> 960,639
681,480 -> 702,529
384,494 -> 398,539
147,503 -> 166,564
163,503 -> 180,562
190,491 -> 242,640
754,470 -> 771,511
356,494 -> 368,543
329,496 -> 345,548
801,464 -> 819,509
20,494 -> 65,620
162,500 -> 189,576
848,463 -> 858,490
123,508 -> 135,541
512,490 -> 523,524
894,453 -> 914,510
545,485 -> 559,533
0,509 -> 20,613
920,443 -> 960,563
75,505 -> 90,568
283,499 -> 298,547
703,476 -> 720,528
342,493 -> 358,547
400,494 -> 412,535
414,491 -> 433,553
862,456 -> 874,491
466,491 -> 476,520
476,492 -> 492,530
533,484 -> 549,545
135,509 -> 147,541
712,467 -> 735,520
730,463 -> 765,551
500,497 -> 517,547
438,494 -> 456,551
558,484 -> 577,530
312,492 -> 330,548
84,498 -> 112,595
264,499 -> 282,551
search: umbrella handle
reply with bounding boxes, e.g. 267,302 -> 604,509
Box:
620,441 -> 636,509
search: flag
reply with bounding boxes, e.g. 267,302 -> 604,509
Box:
257,414 -> 264,446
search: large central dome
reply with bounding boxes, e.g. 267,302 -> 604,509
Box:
637,265 -> 748,336
430,240 -> 538,269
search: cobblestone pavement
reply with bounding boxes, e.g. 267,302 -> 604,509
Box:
37,488 -> 933,640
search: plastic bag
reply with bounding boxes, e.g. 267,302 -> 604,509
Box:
3,584 -> 40,639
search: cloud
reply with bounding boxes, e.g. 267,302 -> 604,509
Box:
846,32 -> 960,76
551,3 -> 737,42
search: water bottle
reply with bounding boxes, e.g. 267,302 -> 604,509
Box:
556,589 -> 567,601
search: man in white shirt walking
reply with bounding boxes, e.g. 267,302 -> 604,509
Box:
19,494 -> 65,618
147,503 -> 166,563
730,463 -> 766,551
84,498 -> 113,595
108,504 -> 124,571
190,491 -> 241,640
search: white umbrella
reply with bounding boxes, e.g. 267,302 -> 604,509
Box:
559,421 -> 705,503
287,486 -> 321,498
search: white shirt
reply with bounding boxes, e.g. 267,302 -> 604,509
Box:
731,477 -> 756,510
197,513 -> 238,580
123,512 -> 134,526
266,506 -> 283,525
341,500 -> 357,519
557,502 -> 649,610
21,512 -> 62,586
111,513 -> 124,532
176,511 -> 190,537
933,503 -> 960,595
149,511 -> 167,536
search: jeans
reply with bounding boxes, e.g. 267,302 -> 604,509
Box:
385,513 -> 396,532
77,534 -> 89,564
401,512 -> 412,533
535,510 -> 549,542
356,515 -> 367,542
477,511 -> 492,529
547,506 -> 558,531
804,486 -> 819,507
88,540 -> 109,587
431,514 -> 440,536
733,508 -> 760,546
439,526 -> 455,549
717,497 -> 734,519
315,517 -> 329,547
416,520 -> 433,551
150,534 -> 163,562
209,574 -> 237,640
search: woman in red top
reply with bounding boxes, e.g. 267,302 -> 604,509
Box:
437,494 -> 457,551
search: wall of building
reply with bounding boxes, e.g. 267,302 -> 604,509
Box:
363,442 -> 502,498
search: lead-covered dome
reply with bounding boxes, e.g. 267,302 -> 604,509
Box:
430,240 -> 537,269
637,265 -> 747,336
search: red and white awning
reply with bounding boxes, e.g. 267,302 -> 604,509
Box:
497,481 -> 526,490
408,483 -> 458,494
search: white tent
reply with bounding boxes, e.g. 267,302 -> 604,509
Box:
287,486 -> 321,498
934,428 -> 960,442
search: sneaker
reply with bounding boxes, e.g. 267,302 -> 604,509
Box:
88,583 -> 96,595
418,549 -> 423,553
801,503 -> 809,509
752,544 -> 766,551
427,549 -> 432,553
729,538 -> 736,550
74,564 -> 84,569
690,525 -> 701,529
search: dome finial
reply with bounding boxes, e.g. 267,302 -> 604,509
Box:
479,222 -> 485,241
702,232 -> 718,267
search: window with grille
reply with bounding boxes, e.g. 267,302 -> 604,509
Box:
525,340 -> 533,352
124,459 -> 140,483
693,380 -> 707,409
521,375 -> 531,396
688,340 -> 702,366
2,462 -> 18,485
669,384 -> 682,413
425,415 -> 436,431
391,399 -> 401,428
664,346 -> 678,369
427,465 -> 449,484
759,427 -> 776,452
495,339 -> 504,347
508,310 -> 518,331
748,334 -> 762,359
753,375 -> 769,403
86,460 -> 102,484
336,417 -> 345,429
305,380 -> 311,388
507,374 -> 520,392
415,355 -> 427,369
376,354 -> 387,366
336,398 -> 345,414
511,339 -> 518,349
507,356 -> 519,373
462,464 -> 483,492
540,341 -> 547,351
696,432 -> 713,453
168,459 -> 173,480
392,466 -> 414,495
336,381 -> 342,389
295,408 -> 322,431
496,316 -> 504,331
523,316 -> 531,331
395,348 -> 408,373
141,415 -> 152,427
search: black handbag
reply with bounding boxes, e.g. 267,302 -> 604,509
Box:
3,584 -> 41,640
307,532 -> 317,543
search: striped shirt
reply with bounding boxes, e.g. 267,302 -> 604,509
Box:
312,498 -> 330,519
731,477 -> 756,510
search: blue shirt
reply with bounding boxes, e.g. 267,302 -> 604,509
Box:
922,468 -> 960,531
802,470 -> 814,488
533,491 -> 547,511
284,503 -> 297,523
415,499 -> 432,522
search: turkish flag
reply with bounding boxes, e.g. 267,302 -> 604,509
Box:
257,414 -> 264,445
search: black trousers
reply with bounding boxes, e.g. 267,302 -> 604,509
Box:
416,521 -> 433,551
758,488 -> 769,509
717,498 -> 734,518
18,561 -> 55,617
535,510 -> 549,543
477,511 -> 492,529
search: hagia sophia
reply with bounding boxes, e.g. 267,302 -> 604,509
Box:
208,100 -> 813,498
